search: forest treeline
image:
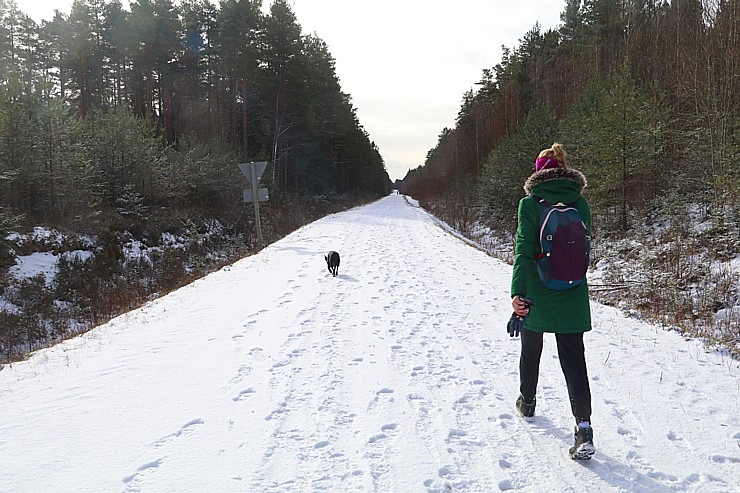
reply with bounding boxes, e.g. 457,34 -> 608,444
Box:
402,0 -> 738,351
0,0 -> 390,361
0,0 -> 389,231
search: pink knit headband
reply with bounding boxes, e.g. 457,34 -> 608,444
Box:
535,156 -> 559,172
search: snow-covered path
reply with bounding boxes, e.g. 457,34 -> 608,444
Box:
1,194 -> 738,493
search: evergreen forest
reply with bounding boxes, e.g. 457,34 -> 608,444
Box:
0,0 -> 390,361
400,0 -> 738,353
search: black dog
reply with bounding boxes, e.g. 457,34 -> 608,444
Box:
325,251 -> 340,277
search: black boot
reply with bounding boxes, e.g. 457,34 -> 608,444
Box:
569,425 -> 595,460
515,395 -> 536,418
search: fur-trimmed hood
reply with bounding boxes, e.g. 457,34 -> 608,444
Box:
523,167 -> 587,196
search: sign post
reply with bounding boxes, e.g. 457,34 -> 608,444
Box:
238,161 -> 268,246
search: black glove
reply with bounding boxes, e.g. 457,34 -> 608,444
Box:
507,297 -> 534,337
507,313 -> 526,337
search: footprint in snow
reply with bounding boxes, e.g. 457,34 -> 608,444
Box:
710,454 -> 740,463
232,388 -> 256,402
121,458 -> 165,485
497,413 -> 514,429
151,418 -> 204,448
667,431 -> 682,441
498,479 -> 515,491
447,429 -> 468,440
368,433 -> 387,443
270,360 -> 290,371
227,364 -> 252,385
264,404 -> 289,421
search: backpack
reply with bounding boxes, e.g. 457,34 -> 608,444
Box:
531,196 -> 590,290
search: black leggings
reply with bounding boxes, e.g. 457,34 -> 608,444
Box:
519,328 -> 592,424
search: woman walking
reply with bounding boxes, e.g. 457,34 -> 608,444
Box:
510,143 -> 595,460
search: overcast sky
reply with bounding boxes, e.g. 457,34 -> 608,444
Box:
17,0 -> 565,181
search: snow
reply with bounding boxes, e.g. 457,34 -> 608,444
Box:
1,194 -> 738,493
8,250 -> 94,285
8,251 -> 58,283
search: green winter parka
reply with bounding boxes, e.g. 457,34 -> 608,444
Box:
511,167 -> 592,333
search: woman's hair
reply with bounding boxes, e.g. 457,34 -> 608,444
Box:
538,143 -> 568,169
